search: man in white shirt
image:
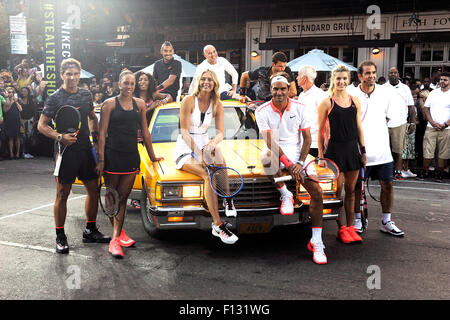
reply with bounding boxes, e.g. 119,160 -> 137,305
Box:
419,72 -> 450,182
255,74 -> 327,265
383,67 -> 416,180
297,65 -> 328,157
188,45 -> 239,100
347,60 -> 404,237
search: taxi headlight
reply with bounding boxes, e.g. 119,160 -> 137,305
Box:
182,185 -> 202,198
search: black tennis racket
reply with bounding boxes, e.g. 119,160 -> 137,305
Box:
98,174 -> 120,218
191,152 -> 244,198
53,105 -> 81,176
273,157 -> 340,184
360,168 -> 369,229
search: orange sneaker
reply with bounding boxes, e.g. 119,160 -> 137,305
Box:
336,226 -> 353,244
347,226 -> 363,243
119,230 -> 136,247
109,238 -> 124,259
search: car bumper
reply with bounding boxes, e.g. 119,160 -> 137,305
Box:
148,198 -> 342,234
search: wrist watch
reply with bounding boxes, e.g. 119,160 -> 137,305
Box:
296,160 -> 305,167
56,134 -> 62,142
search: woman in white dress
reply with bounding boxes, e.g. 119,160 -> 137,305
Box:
174,69 -> 238,244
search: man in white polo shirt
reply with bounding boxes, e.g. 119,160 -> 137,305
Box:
188,44 -> 239,100
419,72 -> 450,182
255,73 -> 327,265
348,61 -> 404,237
297,65 -> 328,157
383,67 -> 416,180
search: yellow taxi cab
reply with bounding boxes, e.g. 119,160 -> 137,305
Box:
73,100 -> 342,237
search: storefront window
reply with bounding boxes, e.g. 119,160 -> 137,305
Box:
420,48 -> 432,61
420,67 -> 431,80
342,48 -> 354,63
404,45 -> 416,62
432,48 -> 444,61
328,47 -> 339,58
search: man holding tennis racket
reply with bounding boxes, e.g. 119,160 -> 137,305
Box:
255,74 -> 327,265
348,60 -> 404,237
38,58 -> 110,254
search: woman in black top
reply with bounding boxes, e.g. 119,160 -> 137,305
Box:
317,65 -> 366,244
3,87 -> 22,159
97,69 -> 163,259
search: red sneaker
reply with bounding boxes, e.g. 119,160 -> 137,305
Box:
336,226 -> 353,244
109,238 -> 124,259
347,225 -> 363,243
119,230 -> 136,247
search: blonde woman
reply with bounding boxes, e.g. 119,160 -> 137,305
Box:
174,69 -> 238,245
317,65 -> 366,244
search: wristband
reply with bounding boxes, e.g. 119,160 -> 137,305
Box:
361,146 -> 366,154
280,154 -> 294,168
157,84 -> 164,91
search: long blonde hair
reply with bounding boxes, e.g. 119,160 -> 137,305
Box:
328,64 -> 351,96
193,69 -> 220,115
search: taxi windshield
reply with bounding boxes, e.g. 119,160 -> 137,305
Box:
150,106 -> 260,143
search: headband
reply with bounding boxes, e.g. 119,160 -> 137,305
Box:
271,75 -> 289,86
61,63 -> 81,72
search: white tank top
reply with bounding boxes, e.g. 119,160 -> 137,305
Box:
189,96 -> 214,135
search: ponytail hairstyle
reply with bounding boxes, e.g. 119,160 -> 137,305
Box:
328,64 -> 351,96
119,68 -> 134,83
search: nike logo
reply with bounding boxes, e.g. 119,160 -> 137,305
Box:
206,112 -> 212,115
290,115 -> 296,119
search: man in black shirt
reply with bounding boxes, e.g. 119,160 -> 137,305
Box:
38,58 -> 110,254
239,52 -> 297,102
153,41 -> 182,102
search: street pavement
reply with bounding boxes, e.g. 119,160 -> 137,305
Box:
0,157 -> 448,302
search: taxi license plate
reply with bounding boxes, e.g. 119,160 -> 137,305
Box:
238,222 -> 272,234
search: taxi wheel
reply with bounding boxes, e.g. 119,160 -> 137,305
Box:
140,182 -> 165,239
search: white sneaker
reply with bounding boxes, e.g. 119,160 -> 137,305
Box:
401,170 -> 409,178
354,218 -> 364,234
280,192 -> 294,215
212,223 -> 238,244
223,198 -> 237,217
23,153 -> 34,159
307,240 -> 327,265
406,169 -> 417,178
380,220 -> 405,237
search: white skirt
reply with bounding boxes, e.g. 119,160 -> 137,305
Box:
174,134 -> 209,169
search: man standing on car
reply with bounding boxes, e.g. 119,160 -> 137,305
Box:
153,41 -> 182,103
239,52 -> 297,102
188,44 -> 239,100
255,73 -> 326,265
348,61 -> 404,236
38,58 -> 110,254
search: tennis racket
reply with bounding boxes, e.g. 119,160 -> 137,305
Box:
53,105 -> 81,176
98,174 -> 120,218
273,157 -> 340,184
88,135 -> 120,218
360,168 -> 369,230
191,152 -> 244,198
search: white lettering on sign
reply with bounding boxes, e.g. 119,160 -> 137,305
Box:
271,18 -> 364,37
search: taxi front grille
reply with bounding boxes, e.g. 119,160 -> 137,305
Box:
229,178 -> 297,207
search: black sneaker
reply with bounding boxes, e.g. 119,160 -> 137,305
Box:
82,227 -> 111,243
435,170 -> 444,183
416,170 -> 430,180
56,235 -> 69,254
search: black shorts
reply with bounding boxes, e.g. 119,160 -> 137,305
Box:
104,148 -> 140,174
57,147 -> 98,185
